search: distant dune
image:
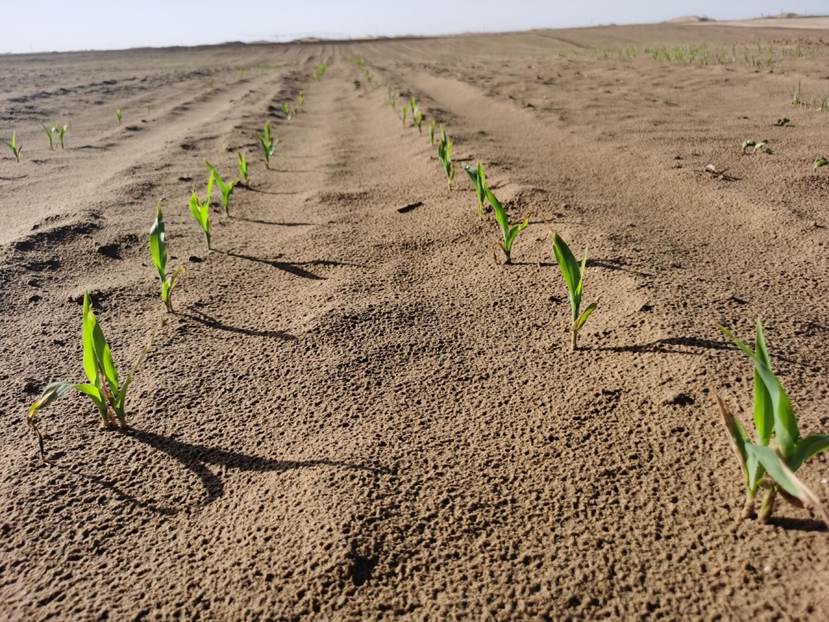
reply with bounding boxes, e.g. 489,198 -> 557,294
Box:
667,15 -> 713,24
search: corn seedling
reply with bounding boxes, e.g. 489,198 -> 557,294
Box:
189,170 -> 215,250
237,152 -> 249,186
296,90 -> 305,112
488,188 -> 528,265
5,132 -> 21,162
205,161 -> 238,217
312,62 -> 327,80
552,233 -> 597,351
401,104 -> 409,127
281,102 -> 293,120
429,119 -> 437,145
437,128 -> 455,188
115,107 -> 123,125
149,204 -> 182,313
257,121 -> 276,169
815,155 -> 828,170
51,123 -> 68,149
43,125 -> 55,150
792,81 -> 802,106
464,162 -> 489,220
27,292 -> 159,461
413,108 -> 425,134
718,321 -> 829,526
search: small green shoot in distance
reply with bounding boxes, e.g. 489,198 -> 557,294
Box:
50,123 -> 68,149
815,155 -> 828,170
296,90 -> 305,112
437,128 -> 455,189
149,203 -> 183,313
413,108 -> 425,134
742,139 -> 771,155
43,125 -> 54,150
463,162 -> 488,220
487,188 -> 528,265
281,102 -> 293,120
115,107 -> 123,125
237,152 -> 249,186
429,119 -> 437,145
205,161 -> 238,217
257,121 -> 276,169
552,233 -> 597,351
27,292 -> 159,461
718,321 -> 829,526
5,132 -> 21,162
401,104 -> 409,127
388,87 -> 397,108
312,62 -> 327,80
189,170 -> 215,250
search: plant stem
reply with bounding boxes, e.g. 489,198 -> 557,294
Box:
758,487 -> 777,523
742,490 -> 756,519
571,329 -> 578,351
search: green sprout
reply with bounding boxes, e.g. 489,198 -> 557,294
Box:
43,125 -> 54,150
413,108 -> 425,134
312,62 -> 327,80
488,188 -> 528,265
205,161 -> 238,217
257,121 -> 277,169
429,119 -> 437,145
281,102 -> 293,120
552,233 -> 597,351
464,162 -> 489,220
718,321 -> 829,526
115,107 -> 123,125
27,292 -> 159,461
437,128 -> 454,188
401,104 -> 409,127
149,203 -> 182,313
5,132 -> 21,162
388,87 -> 398,108
296,90 -> 305,112
815,155 -> 828,170
189,170 -> 215,250
237,152 -> 249,186
50,123 -> 68,149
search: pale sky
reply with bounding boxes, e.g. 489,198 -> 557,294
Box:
3,1 -> 827,54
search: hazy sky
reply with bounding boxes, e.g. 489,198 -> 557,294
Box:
4,1 -> 827,54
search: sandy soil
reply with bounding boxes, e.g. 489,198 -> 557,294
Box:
2,22 -> 829,620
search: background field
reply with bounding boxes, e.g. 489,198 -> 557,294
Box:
2,18 -> 829,620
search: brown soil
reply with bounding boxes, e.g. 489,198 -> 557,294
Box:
2,23 -> 829,620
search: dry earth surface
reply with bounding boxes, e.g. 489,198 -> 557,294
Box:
2,21 -> 829,621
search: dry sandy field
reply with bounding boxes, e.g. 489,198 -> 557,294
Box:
2,19 -> 829,621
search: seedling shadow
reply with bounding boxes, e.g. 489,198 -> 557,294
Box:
241,186 -> 301,196
767,516 -> 827,533
121,429 -> 390,508
587,258 -> 655,278
222,250 -> 361,280
181,308 -> 296,340
595,336 -> 733,355
233,216 -> 314,227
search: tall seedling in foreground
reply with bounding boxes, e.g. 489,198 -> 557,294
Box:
552,233 -> 597,351
27,292 -> 158,460
257,121 -> 276,169
464,162 -> 488,220
437,129 -> 455,189
205,161 -> 238,217
189,170 -> 215,250
5,132 -> 21,162
237,152 -> 249,186
149,204 -> 182,313
488,189 -> 528,265
718,322 -> 829,526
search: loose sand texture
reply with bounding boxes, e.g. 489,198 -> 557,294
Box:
2,22 -> 829,620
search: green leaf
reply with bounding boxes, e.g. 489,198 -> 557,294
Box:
552,234 -> 582,320
149,203 -> 167,280
752,352 -> 799,460
744,443 -> 828,524
27,381 -> 76,420
752,321 -> 774,445
82,293 -> 98,385
487,189 -> 509,241
717,395 -> 755,491
575,302 -> 597,332
74,382 -> 105,413
790,434 -> 829,471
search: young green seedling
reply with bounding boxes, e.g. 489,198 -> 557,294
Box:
52,124 -> 68,149
718,321 -> 829,526
429,119 -> 437,146
149,203 -> 182,313
5,132 -> 21,162
237,151 -> 249,186
413,108 -> 425,134
401,104 -> 409,127
551,233 -> 597,351
488,188 -> 528,265
437,128 -> 455,189
296,90 -> 305,112
27,292 -> 159,461
281,102 -> 293,120
43,125 -> 55,150
815,155 -> 828,170
115,107 -> 123,125
189,169 -> 215,250
257,121 -> 277,169
464,162 -> 488,220
205,161 -> 238,217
